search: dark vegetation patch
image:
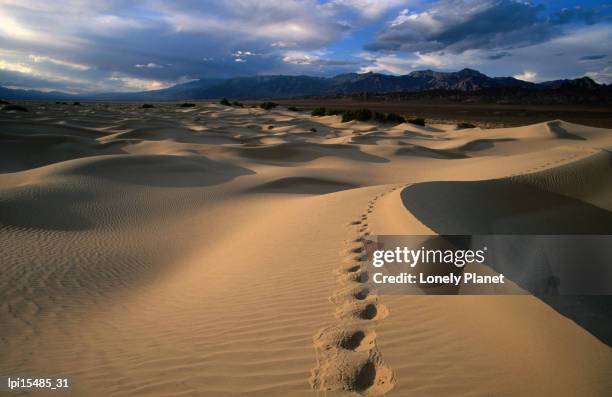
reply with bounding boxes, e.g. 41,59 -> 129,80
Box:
457,122 -> 476,129
2,104 -> 28,112
260,102 -> 278,110
342,108 -> 372,122
310,106 -> 406,124
311,107 -> 326,116
407,117 -> 426,126
326,109 -> 344,116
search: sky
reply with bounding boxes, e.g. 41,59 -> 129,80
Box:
0,0 -> 610,93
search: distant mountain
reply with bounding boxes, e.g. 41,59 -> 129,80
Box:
0,69 -> 607,101
539,76 -> 601,90
146,68 -> 537,99
89,78 -> 224,100
0,85 -> 75,100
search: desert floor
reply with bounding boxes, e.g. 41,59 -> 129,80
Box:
1,102 -> 611,396
275,98 -> 612,129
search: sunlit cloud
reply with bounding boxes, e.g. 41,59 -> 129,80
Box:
0,15 -> 44,41
0,59 -> 34,74
135,62 -> 164,69
271,41 -> 298,48
282,51 -> 322,65
358,50 -> 479,74
108,73 -> 171,91
29,55 -> 91,70
513,70 -> 538,82
586,66 -> 612,84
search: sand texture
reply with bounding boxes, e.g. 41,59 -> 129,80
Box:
1,102 -> 611,396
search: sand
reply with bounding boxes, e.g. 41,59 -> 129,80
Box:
1,102 -> 611,396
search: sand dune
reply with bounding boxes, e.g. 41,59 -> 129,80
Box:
1,102 -> 611,396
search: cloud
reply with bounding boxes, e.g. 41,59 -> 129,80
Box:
0,14 -> 47,42
513,70 -> 537,82
358,49 -> 482,74
586,66 -> 612,84
135,63 -> 164,68
232,50 -> 261,63
0,59 -> 34,74
365,0 -> 610,54
487,51 -> 512,60
108,73 -> 172,91
0,0 -> 355,91
282,51 -> 323,65
271,41 -> 298,48
0,57 -> 98,91
158,1 -> 349,49
29,55 -> 91,70
326,0 -> 406,19
233,51 -> 259,57
282,50 -> 359,66
579,54 -> 607,61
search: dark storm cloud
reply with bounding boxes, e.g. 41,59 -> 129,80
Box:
487,51 -> 512,60
365,0 -> 611,54
579,54 -> 607,60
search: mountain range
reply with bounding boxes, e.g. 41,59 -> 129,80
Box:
1,68 -> 608,101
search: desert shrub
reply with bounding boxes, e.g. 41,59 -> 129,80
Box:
407,117 -> 426,126
457,122 -> 476,129
73,101 -> 81,106
325,108 -> 344,116
260,102 -> 278,110
374,112 -> 386,122
341,111 -> 355,122
141,103 -> 155,108
342,108 -> 372,122
55,101 -> 61,104
311,107 -> 326,116
219,98 -> 231,106
309,127 -> 317,132
386,113 -> 406,124
180,103 -> 196,107
287,106 -> 300,111
232,101 -> 244,107
355,108 -> 372,121
267,125 -> 274,130
2,104 -> 28,112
